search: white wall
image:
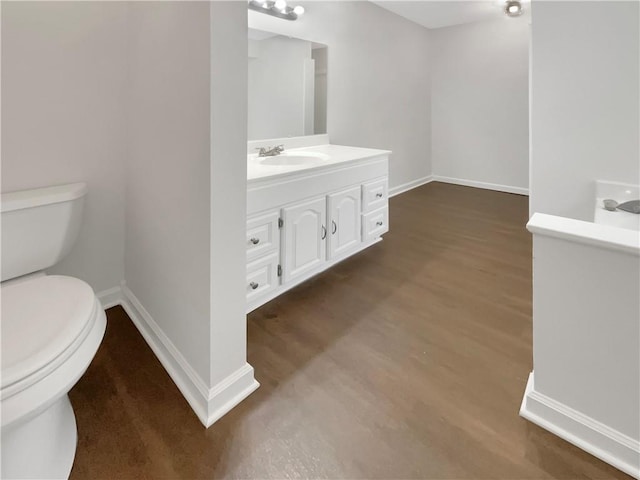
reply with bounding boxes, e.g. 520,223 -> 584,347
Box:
249,1 -> 432,191
530,1 -> 640,221
248,36 -> 313,140
430,16 -> 529,194
534,235 -> 640,440
1,2 -> 127,293
312,47 -> 328,135
125,1 -> 256,425
125,1 -> 212,382
208,1 -> 254,392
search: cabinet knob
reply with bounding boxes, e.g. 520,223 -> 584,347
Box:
376,221 -> 384,226
250,237 -> 260,245
376,193 -> 383,198
249,282 -> 259,290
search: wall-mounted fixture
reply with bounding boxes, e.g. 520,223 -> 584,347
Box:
248,0 -> 305,21
504,0 -> 524,17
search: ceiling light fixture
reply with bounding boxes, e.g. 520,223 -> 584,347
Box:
248,0 -> 305,21
504,0 -> 524,17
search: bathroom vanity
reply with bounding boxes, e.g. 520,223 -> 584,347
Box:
246,26 -> 390,312
246,141 -> 391,312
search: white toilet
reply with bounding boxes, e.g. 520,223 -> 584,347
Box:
1,183 -> 107,479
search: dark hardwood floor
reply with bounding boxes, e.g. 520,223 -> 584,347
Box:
69,182 -> 630,479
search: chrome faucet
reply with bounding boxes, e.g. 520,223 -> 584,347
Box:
257,145 -> 284,157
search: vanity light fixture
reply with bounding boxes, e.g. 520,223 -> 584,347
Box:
504,0 -> 524,17
248,0 -> 305,21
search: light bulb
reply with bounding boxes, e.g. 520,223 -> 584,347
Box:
293,5 -> 304,16
274,0 -> 287,11
504,0 -> 523,16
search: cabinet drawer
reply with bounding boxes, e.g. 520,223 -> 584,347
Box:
246,253 -> 279,304
362,178 -> 388,213
246,211 -> 280,261
362,207 -> 389,242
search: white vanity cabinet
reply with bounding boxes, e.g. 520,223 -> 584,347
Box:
246,144 -> 390,312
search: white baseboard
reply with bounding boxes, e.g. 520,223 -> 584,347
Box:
119,283 -> 212,425
389,175 -> 433,197
95,282 -> 259,428
433,175 -> 529,196
203,363 -> 259,427
96,286 -> 123,310
520,372 -> 640,479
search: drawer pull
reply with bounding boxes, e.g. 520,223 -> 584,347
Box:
376,221 -> 384,226
332,220 -> 337,234
249,282 -> 259,290
249,237 -> 260,245
376,193 -> 383,198
321,225 -> 327,240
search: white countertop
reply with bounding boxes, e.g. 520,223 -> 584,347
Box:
528,213 -> 640,256
247,144 -> 390,182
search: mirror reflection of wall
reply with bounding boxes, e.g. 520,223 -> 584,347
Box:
248,29 -> 327,141
312,46 -> 327,135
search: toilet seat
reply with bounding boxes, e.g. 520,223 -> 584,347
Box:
1,275 -> 105,428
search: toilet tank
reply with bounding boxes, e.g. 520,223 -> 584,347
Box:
1,183 -> 87,282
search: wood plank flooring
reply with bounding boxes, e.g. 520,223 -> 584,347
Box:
69,182 -> 631,479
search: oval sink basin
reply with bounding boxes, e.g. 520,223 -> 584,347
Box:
259,152 -> 329,166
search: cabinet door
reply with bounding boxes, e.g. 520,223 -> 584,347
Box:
328,187 -> 361,260
282,197 -> 326,283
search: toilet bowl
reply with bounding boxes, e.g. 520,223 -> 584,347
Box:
1,183 -> 106,479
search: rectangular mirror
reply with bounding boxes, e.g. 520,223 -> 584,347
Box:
248,28 -> 327,141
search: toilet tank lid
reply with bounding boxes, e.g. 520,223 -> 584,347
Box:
1,182 -> 87,213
